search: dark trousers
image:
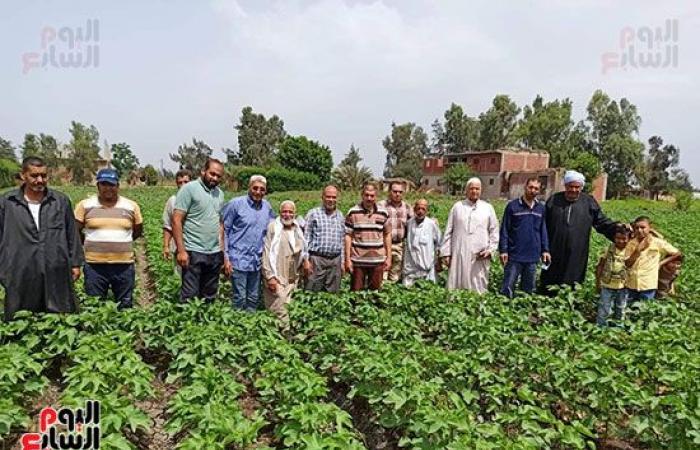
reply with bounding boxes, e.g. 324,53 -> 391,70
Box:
84,263 -> 135,310
500,261 -> 537,298
305,254 -> 342,293
351,264 -> 384,291
180,251 -> 223,302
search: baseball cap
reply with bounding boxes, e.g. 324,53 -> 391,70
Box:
96,168 -> 119,185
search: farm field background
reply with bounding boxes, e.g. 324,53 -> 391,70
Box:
1,186 -> 698,450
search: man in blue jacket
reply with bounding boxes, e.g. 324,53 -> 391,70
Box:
499,177 -> 551,298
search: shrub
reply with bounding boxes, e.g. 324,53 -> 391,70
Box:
0,158 -> 20,188
673,190 -> 693,211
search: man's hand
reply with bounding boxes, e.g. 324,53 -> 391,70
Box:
71,267 -> 81,282
441,256 -> 451,268
223,259 -> 233,277
176,250 -> 189,269
383,256 -> 391,272
478,250 -> 491,260
162,248 -> 170,261
345,259 -> 353,274
542,252 -> 551,264
500,253 -> 508,265
267,277 -> 279,294
303,259 -> 313,278
638,236 -> 651,252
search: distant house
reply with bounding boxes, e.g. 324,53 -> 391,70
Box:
420,148 -> 607,203
53,146 -> 111,184
379,177 -> 416,193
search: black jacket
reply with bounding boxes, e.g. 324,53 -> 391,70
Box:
0,187 -> 84,320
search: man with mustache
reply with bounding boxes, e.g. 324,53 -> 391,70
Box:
1,157 -> 83,320
172,158 -> 226,303
261,200 -> 306,329
221,174 -> 275,311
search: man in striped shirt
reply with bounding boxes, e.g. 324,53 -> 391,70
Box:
75,169 -> 143,310
344,182 -> 391,291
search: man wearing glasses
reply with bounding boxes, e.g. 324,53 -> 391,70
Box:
221,175 -> 276,311
378,180 -> 413,282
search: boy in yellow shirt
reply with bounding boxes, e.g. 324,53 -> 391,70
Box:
595,225 -> 631,326
625,216 -> 681,302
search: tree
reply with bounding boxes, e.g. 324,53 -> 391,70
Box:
21,133 -> 60,167
0,137 -> 16,161
170,138 -> 213,172
277,136 -> 333,182
382,122 -> 428,185
111,142 -> 140,178
235,106 -> 287,167
332,144 -> 373,191
514,96 -> 575,160
586,90 -> 644,198
478,95 -> 521,149
641,136 -> 681,199
443,163 -> 474,195
442,103 -> 481,152
565,152 -> 602,193
142,164 -> 159,186
66,121 -> 101,185
669,168 -> 693,192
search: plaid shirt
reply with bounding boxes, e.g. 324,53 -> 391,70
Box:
378,200 -> 413,243
304,206 -> 345,257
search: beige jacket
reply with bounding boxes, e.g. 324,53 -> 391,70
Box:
261,220 -> 305,286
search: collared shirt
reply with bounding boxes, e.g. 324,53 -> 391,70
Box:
378,199 -> 413,243
162,194 -> 177,253
74,195 -> 143,264
221,194 -> 276,271
498,196 -> 549,263
304,206 -> 345,257
174,179 -> 224,254
345,202 -> 390,266
598,244 -> 627,290
625,236 -> 679,291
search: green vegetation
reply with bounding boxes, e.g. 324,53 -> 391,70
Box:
0,187 -> 698,449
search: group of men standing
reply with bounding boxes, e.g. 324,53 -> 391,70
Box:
2,155 -> 625,326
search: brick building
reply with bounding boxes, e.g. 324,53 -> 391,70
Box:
421,148 -> 607,202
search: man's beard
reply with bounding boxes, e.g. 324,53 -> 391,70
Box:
203,177 -> 218,189
282,218 -> 295,227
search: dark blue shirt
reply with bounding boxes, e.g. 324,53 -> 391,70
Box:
221,195 -> 276,271
498,197 -> 549,263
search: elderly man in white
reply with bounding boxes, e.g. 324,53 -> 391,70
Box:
402,199 -> 442,286
261,200 -> 306,329
440,178 -> 499,293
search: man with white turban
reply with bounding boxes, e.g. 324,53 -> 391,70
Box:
440,178 -> 499,293
539,170 -> 618,295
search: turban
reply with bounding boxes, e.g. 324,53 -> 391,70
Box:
563,170 -> 585,186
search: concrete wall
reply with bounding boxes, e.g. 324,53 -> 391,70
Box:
501,152 -> 549,172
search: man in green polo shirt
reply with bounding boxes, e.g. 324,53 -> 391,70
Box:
172,158 -> 225,302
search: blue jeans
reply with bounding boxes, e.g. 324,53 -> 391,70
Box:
596,287 -> 627,326
500,261 -> 537,298
627,289 -> 656,303
84,263 -> 135,310
231,270 -> 261,312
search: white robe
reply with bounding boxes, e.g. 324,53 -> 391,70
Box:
440,199 -> 499,293
403,217 -> 442,286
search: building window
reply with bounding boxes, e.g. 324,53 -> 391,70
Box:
490,157 -> 496,164
425,160 -> 431,168
437,159 -> 443,167
489,178 -> 494,185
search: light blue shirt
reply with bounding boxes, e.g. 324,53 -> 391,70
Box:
221,195 -> 276,272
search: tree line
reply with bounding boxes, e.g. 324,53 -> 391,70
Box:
1,89 -> 693,197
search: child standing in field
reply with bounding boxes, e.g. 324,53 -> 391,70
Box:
625,216 -> 682,302
595,224 -> 631,326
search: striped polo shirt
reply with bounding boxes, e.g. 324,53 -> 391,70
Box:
345,203 -> 390,266
74,195 -> 143,264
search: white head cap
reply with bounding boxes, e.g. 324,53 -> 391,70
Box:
563,170 -> 585,186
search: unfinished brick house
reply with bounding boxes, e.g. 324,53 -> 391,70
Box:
421,148 -> 607,202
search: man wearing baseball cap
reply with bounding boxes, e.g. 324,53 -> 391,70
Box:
74,168 -> 143,310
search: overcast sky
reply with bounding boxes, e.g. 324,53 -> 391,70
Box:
1,0 -> 698,185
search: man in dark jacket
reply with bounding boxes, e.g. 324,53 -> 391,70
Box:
539,170 -> 617,296
0,157 -> 84,321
